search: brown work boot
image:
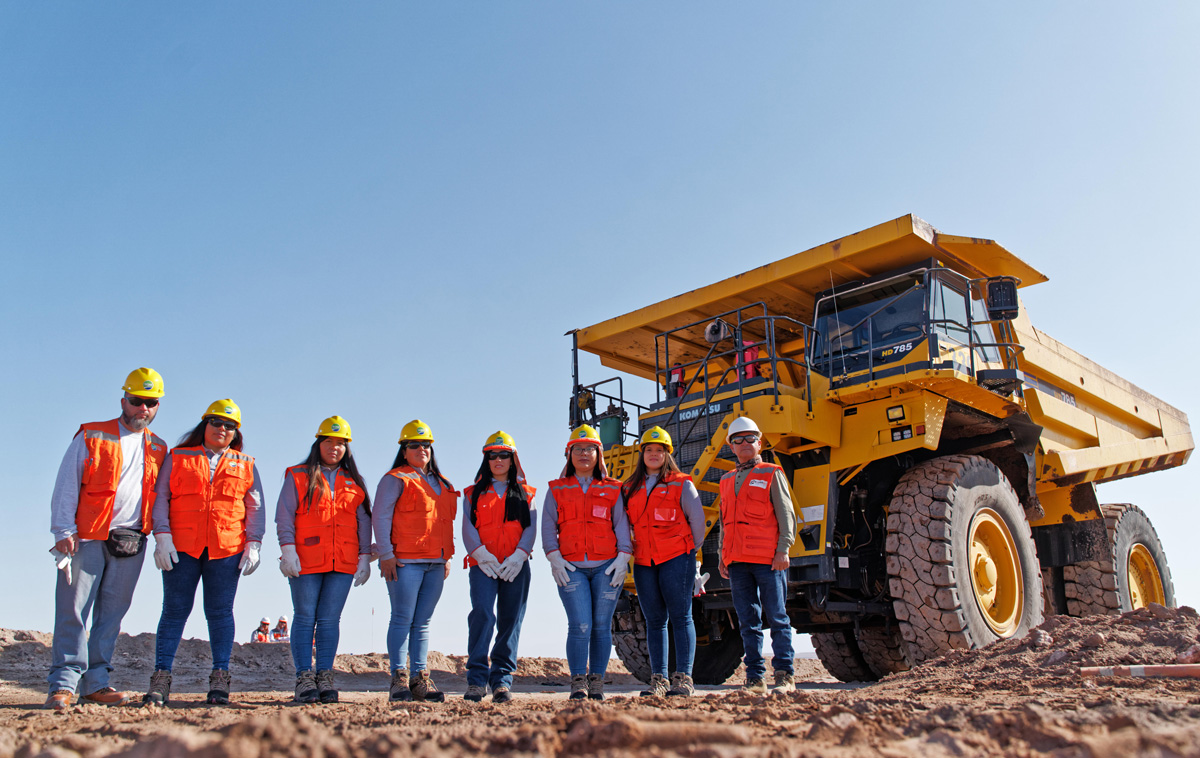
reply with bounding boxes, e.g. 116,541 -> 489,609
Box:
773,670 -> 795,692
316,670 -> 338,703
82,687 -> 130,706
491,686 -> 512,704
206,669 -> 231,705
409,670 -> 445,702
742,677 -> 768,694
142,670 -> 172,706
389,669 -> 411,702
666,672 -> 695,697
44,690 -> 73,712
586,673 -> 605,701
568,674 -> 587,700
464,684 -> 486,702
640,673 -> 668,697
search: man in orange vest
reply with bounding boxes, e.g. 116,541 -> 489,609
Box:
717,416 -> 797,694
45,368 -> 167,712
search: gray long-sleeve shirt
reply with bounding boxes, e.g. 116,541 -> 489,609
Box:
461,481 -> 537,557
631,474 -> 707,551
540,476 -> 632,568
275,466 -> 371,553
371,469 -> 452,563
151,449 -> 266,543
719,466 -> 796,558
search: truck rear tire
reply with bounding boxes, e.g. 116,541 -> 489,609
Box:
612,594 -> 744,685
856,625 -> 912,678
811,630 -> 876,682
1063,503 -> 1175,615
885,454 -> 1044,664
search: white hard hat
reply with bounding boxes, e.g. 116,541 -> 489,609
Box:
726,417 -> 761,440
279,615 -> 288,623
260,617 -> 270,624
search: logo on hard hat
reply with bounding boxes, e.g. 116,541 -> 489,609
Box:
417,427 -> 427,435
142,380 -> 153,390
577,431 -> 586,438
494,436 -> 503,444
651,431 -> 660,438
331,424 -> 341,432
224,406 -> 234,414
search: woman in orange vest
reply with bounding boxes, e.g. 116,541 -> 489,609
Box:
275,416 -> 373,704
461,431 -> 537,704
372,419 -> 458,703
541,425 -> 632,701
144,399 -> 265,707
622,426 -> 707,698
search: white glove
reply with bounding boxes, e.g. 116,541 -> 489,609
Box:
471,546 -> 501,579
605,552 -> 632,588
353,555 -> 371,586
279,545 -> 301,578
693,565 -> 710,596
497,549 -> 528,582
547,550 -> 576,587
154,533 -> 179,572
239,541 -> 261,576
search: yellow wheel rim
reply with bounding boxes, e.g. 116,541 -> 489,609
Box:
1127,543 -> 1166,608
968,508 -> 1023,637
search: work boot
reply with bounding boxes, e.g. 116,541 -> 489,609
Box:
82,687 -> 130,705
666,672 -> 695,698
773,670 -> 795,693
464,684 -> 486,702
568,675 -> 588,700
206,669 -> 231,705
742,677 -> 768,694
44,690 -> 73,712
389,669 -> 411,702
316,670 -> 338,703
640,673 -> 668,697
294,670 -> 318,703
586,673 -> 605,701
409,670 -> 445,703
142,670 -> 172,706
491,686 -> 512,704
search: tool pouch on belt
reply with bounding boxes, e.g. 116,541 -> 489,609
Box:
105,528 -> 147,558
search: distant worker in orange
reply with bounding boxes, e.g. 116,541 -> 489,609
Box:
272,615 -> 290,642
250,617 -> 271,643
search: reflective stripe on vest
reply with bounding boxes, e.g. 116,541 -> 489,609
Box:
463,482 -> 537,567
718,463 -> 782,565
549,476 -> 621,562
387,466 -> 458,560
168,446 -> 256,560
75,419 -> 167,540
626,471 -> 694,566
288,465 -> 366,575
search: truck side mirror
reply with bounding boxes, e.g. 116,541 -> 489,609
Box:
985,278 -> 1020,321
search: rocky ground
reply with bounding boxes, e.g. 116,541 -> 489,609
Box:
3,604 -> 1200,757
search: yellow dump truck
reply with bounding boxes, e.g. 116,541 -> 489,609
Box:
568,214 -> 1192,682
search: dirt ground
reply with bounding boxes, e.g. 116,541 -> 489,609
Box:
4,605 -> 1200,757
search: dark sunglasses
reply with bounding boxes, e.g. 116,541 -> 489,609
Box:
206,418 -> 238,431
487,451 -> 512,460
729,434 -> 760,445
126,397 -> 159,408
406,441 -> 432,449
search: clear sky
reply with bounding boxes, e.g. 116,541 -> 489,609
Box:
4,4 -> 1198,663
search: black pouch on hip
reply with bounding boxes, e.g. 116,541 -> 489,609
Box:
105,528 -> 147,558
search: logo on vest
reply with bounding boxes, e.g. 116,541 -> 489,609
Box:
749,479 -> 769,490
228,462 -> 240,470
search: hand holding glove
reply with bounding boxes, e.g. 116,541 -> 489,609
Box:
239,541 -> 262,576
471,546 -> 501,579
353,555 -> 371,586
693,564 -> 710,596
605,552 -> 632,588
154,533 -> 179,572
547,550 -> 576,587
279,545 -> 301,578
497,549 -> 528,582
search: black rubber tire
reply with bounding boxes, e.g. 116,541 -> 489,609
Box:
856,625 -> 912,678
811,630 -> 877,683
612,594 -> 744,685
885,454 -> 1044,665
690,605 -> 744,686
1063,504 -> 1175,615
612,594 -> 654,683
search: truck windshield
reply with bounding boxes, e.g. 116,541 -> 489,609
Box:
812,278 -> 927,370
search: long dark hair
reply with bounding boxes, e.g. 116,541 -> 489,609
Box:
298,438 -> 372,516
621,447 -> 683,503
391,442 -> 453,490
176,417 -> 244,452
468,456 -> 531,529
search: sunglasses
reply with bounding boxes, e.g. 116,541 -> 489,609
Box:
126,397 -> 159,408
406,441 -> 432,449
487,451 -> 512,460
729,434 -> 760,445
207,418 -> 238,431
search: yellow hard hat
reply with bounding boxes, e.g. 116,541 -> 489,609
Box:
640,426 -> 673,452
122,367 -> 164,398
566,424 -> 601,450
203,399 -> 242,428
483,430 -> 516,452
316,415 -> 352,441
399,419 -> 434,444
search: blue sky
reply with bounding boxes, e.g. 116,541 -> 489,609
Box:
4,4 -> 1199,662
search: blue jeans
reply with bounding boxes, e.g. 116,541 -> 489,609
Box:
632,551 -> 697,677
556,558 -> 620,677
467,562 -> 530,690
289,571 -> 354,674
386,562 -> 445,673
154,549 -> 242,671
728,562 -> 794,681
48,539 -> 146,694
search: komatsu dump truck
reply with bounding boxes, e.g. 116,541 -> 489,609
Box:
567,214 -> 1192,683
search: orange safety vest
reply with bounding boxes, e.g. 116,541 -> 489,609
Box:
168,446 -> 256,559
550,475 -> 621,562
718,462 -> 782,565
75,420 -> 167,539
287,465 -> 366,575
252,629 -> 270,643
463,482 -> 537,567
626,471 -> 695,567
387,466 -> 458,560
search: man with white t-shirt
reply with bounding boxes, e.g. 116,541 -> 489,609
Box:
45,368 -> 168,711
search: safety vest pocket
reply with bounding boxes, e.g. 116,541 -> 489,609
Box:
652,507 -> 679,523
